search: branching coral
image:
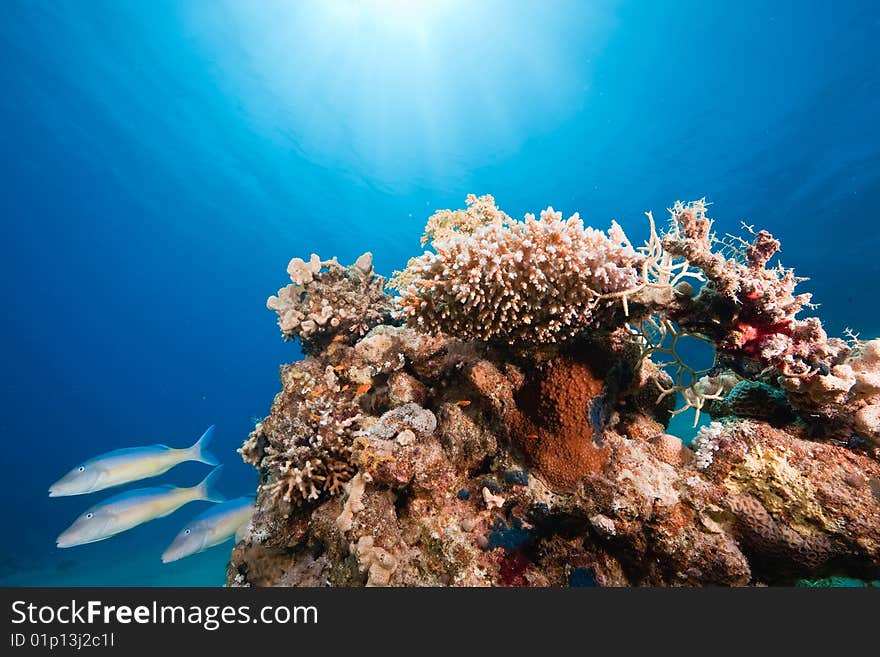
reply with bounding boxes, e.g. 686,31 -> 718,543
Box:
638,200 -> 878,441
391,196 -> 642,345
389,194 -> 512,291
614,199 -> 878,440
241,361 -> 363,517
657,200 -> 819,372
419,193 -> 512,247
629,313 -> 724,426
267,252 -> 394,354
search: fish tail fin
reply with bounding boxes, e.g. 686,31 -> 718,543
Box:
197,465 -> 225,503
189,425 -> 220,466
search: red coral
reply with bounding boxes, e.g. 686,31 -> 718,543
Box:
732,319 -> 793,357
497,550 -> 531,587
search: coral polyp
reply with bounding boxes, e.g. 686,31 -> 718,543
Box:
391,195 -> 642,345
230,195 -> 880,588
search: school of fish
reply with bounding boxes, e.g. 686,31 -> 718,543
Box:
49,425 -> 254,562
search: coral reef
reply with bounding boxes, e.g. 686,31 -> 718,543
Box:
230,196 -> 880,587
705,380 -> 795,425
780,337 -> 880,445
391,195 -> 642,345
267,252 -> 394,354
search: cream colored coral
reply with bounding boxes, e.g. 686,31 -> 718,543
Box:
853,339 -> 880,395
589,514 -> 617,536
355,536 -> 399,586
286,253 -> 324,285
693,421 -> 725,470
336,473 -> 368,533
482,486 -> 505,510
854,405 -> 879,439
780,338 -> 880,443
418,193 -> 512,247
267,251 -> 393,353
394,197 -> 641,345
851,339 -> 880,442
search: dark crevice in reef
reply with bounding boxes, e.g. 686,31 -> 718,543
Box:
229,196 -> 880,587
467,454 -> 495,479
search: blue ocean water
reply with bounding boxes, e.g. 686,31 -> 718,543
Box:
1,0 -> 878,586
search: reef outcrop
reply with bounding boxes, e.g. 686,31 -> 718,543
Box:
229,196 -> 880,587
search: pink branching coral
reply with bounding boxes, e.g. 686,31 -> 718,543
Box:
655,200 -> 879,441
391,195 -> 642,345
660,200 -> 818,374
267,252 -> 394,354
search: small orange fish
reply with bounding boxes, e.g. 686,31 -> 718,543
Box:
355,383 -> 371,395
311,413 -> 322,421
333,365 -> 347,372
454,400 -> 472,407
340,384 -> 350,392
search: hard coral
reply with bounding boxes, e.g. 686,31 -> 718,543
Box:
659,200 -> 817,374
267,252 -> 394,354
706,379 -> 795,425
232,196 -> 880,588
632,200 -> 878,440
392,196 -> 641,345
419,193 -> 512,247
241,358 -> 362,519
696,418 -> 880,577
781,338 -> 880,445
238,324 -> 446,523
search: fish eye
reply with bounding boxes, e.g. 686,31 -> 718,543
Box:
78,466 -> 85,472
184,529 -> 191,534
86,513 -> 94,519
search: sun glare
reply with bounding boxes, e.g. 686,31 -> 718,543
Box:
338,0 -> 450,24
327,0 -> 455,46
187,0 -> 611,185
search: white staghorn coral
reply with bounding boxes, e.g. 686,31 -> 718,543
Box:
393,197 -> 642,345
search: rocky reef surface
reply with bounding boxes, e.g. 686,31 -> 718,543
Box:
228,195 -> 880,587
